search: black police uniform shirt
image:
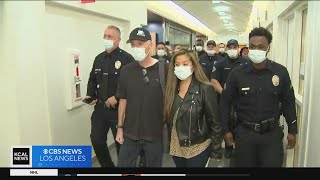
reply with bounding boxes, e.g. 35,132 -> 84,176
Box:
86,47 -> 134,119
199,53 -> 219,79
220,59 -> 298,134
197,50 -> 207,58
211,56 -> 248,89
216,52 -> 228,62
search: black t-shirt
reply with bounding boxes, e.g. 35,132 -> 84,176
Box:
116,61 -> 164,142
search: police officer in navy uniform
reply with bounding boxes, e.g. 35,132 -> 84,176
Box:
211,39 -> 248,159
199,40 -> 219,79
84,25 -> 134,167
220,27 -> 297,167
195,39 -> 207,58
216,43 -> 228,62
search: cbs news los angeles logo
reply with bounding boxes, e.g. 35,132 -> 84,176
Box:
11,146 -> 32,168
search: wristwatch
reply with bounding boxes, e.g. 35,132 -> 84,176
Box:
116,125 -> 123,129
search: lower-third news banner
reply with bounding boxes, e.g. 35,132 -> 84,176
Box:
11,145 -> 92,168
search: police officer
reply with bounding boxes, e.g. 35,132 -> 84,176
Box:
195,39 -> 207,58
217,43 -> 228,62
152,42 -> 170,63
220,27 -> 297,167
199,40 -> 219,79
84,25 -> 134,167
211,39 -> 248,159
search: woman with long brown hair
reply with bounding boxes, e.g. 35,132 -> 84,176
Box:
163,49 -> 222,167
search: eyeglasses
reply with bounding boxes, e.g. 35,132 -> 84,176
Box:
142,69 -> 149,84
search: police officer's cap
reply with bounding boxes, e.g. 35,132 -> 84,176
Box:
207,40 -> 216,46
227,39 -> 239,47
126,27 -> 151,43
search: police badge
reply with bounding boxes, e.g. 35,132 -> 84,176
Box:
272,75 -> 280,86
115,60 -> 121,69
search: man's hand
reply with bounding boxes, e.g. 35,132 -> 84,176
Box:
116,128 -> 124,144
224,132 -> 234,146
287,133 -> 296,149
84,96 -> 97,105
105,96 -> 118,108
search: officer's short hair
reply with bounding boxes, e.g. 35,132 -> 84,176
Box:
249,27 -> 273,45
106,25 -> 121,38
218,43 -> 225,47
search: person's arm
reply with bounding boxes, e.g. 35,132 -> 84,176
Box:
280,68 -> 298,149
86,59 -> 97,97
210,63 -> 223,94
211,79 -> 223,94
116,99 -> 126,144
220,70 -> 238,143
115,65 -> 128,144
203,84 -> 222,159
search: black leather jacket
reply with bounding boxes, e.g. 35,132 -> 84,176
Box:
167,77 -> 222,157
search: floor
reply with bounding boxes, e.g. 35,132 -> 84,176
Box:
92,144 -> 234,167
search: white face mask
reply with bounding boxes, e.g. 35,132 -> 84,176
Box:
132,43 -> 149,62
195,46 -> 203,52
157,49 -> 166,57
207,50 -> 216,56
103,39 -> 114,50
174,66 -> 193,80
219,48 -> 225,53
248,49 -> 267,64
227,49 -> 238,58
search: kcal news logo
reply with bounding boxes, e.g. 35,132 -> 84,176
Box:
11,146 -> 32,168
11,146 -> 92,168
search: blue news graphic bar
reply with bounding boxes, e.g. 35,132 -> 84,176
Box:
32,146 -> 92,168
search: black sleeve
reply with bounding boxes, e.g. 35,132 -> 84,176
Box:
210,62 -> 221,82
219,69 -> 238,134
86,58 -> 97,97
203,84 -> 222,158
116,65 -> 128,99
280,68 -> 298,134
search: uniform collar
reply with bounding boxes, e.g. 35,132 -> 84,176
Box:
227,56 -> 242,64
104,47 -> 121,57
245,58 -> 274,72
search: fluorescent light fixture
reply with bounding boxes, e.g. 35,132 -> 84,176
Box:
224,22 -> 234,26
214,6 -> 229,12
212,0 -> 221,3
222,20 -> 229,23
219,15 -> 231,20
217,11 -> 226,16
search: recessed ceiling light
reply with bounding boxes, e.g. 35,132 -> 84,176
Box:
219,15 -> 231,20
222,20 -> 229,23
214,6 -> 229,12
217,11 -> 226,16
212,0 -> 221,3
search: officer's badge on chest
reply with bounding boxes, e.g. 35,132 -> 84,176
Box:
272,75 -> 280,87
115,60 -> 121,69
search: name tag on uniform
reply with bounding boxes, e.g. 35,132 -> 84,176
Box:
224,67 -> 231,70
241,87 -> 250,91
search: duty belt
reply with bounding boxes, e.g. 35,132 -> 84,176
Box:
240,117 -> 279,134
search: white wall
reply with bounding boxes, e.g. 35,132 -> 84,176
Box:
302,1 -> 320,167
0,0 -> 147,167
0,1 -> 51,167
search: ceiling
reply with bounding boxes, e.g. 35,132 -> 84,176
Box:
172,0 -> 254,35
